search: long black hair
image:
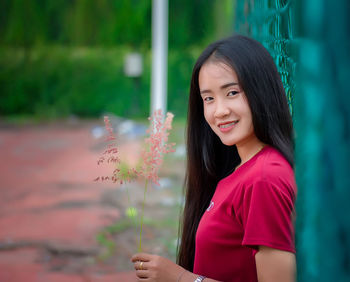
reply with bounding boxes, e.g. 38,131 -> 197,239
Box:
177,35 -> 294,271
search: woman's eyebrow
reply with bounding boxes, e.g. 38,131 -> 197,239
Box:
220,82 -> 239,89
200,82 -> 239,95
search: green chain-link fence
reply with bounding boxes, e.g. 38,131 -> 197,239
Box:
234,0 -> 350,281
235,0 -> 295,113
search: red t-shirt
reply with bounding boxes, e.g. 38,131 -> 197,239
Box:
193,146 -> 297,282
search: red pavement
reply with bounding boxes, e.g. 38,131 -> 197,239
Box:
0,121 -> 139,282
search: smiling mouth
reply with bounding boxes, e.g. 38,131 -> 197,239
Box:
219,121 -> 239,129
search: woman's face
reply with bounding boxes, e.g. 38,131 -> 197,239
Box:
198,61 -> 259,148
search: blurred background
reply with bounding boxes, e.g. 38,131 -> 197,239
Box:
0,0 -> 349,281
0,0 -> 234,120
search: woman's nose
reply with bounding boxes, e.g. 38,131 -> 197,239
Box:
214,100 -> 230,118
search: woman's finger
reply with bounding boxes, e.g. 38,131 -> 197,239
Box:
136,277 -> 151,282
135,269 -> 149,278
134,260 -> 148,271
131,252 -> 152,262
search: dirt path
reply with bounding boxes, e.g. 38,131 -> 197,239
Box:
0,120 -> 185,282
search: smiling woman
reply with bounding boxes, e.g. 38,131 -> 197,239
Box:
199,61 -> 259,151
132,35 -> 296,282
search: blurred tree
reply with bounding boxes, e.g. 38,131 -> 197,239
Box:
43,0 -> 73,43
0,0 -> 11,40
3,0 -> 46,47
169,0 -> 215,48
213,0 -> 235,40
0,0 -> 232,118
111,0 -> 151,48
0,0 -> 219,48
69,0 -> 106,45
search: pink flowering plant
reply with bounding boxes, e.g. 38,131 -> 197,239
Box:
95,110 -> 175,252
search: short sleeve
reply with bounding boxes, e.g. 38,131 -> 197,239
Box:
241,179 -> 296,253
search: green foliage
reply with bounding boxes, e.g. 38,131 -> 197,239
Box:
0,0 -> 151,47
0,0 -> 217,48
0,46 -> 198,118
96,231 -> 116,260
2,0 -> 46,46
169,0 -> 216,48
168,48 -> 200,117
0,0 -> 234,119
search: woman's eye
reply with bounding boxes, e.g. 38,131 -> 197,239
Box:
204,97 -> 213,101
228,91 -> 239,96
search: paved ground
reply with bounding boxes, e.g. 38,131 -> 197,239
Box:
0,120 -> 146,282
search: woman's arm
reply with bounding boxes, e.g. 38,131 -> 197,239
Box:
255,246 -> 296,282
131,253 -> 221,282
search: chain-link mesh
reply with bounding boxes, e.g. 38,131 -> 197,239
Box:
234,1 -> 350,281
235,0 -> 295,114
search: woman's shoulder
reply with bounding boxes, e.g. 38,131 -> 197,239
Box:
258,146 -> 293,175
234,146 -> 295,187
221,146 -> 296,193
251,146 -> 296,195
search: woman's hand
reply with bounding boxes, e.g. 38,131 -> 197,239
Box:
131,253 -> 186,282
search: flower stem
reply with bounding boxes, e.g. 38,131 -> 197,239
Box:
138,179 -> 148,252
125,185 -> 138,234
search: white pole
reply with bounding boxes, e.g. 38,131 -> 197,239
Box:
151,0 -> 168,116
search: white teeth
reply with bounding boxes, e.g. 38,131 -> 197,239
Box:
220,121 -> 238,128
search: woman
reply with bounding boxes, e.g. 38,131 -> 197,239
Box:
132,35 -> 297,282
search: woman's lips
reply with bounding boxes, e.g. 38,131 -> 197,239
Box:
218,121 -> 239,132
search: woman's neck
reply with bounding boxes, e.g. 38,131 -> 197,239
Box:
236,138 -> 266,168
